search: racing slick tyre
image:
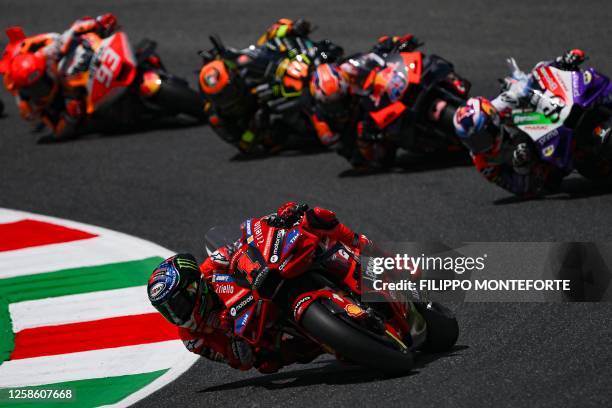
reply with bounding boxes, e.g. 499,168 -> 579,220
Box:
0,98 -> 4,116
414,302 -> 459,353
300,301 -> 414,375
155,78 -> 207,121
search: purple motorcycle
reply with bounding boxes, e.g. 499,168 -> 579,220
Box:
507,58 -> 612,182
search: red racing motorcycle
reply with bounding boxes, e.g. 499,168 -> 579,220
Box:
205,217 -> 459,374
353,44 -> 471,155
1,27 -> 205,136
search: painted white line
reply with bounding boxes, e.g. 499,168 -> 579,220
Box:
0,235 -> 166,279
0,207 -> 173,258
9,286 -> 156,332
0,340 -> 189,388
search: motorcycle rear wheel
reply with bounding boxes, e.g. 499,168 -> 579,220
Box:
154,77 -> 207,121
300,301 -> 414,374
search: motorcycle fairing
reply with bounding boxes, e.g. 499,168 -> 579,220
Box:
86,32 -> 137,113
572,67 -> 610,108
291,289 -> 366,323
512,65 -> 576,168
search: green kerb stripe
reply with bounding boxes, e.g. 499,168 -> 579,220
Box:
0,256 -> 164,364
0,369 -> 168,407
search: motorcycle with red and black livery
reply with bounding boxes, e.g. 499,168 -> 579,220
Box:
0,26 -> 206,137
204,212 -> 459,374
198,34 -> 343,155
351,39 -> 471,165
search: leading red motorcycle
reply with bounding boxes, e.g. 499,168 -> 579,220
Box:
203,214 -> 459,374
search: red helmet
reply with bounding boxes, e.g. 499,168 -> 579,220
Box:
10,52 -> 46,88
9,52 -> 57,105
310,63 -> 349,103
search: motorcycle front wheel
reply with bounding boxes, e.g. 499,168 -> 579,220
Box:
300,301 -> 414,375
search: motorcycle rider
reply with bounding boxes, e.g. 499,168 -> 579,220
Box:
453,49 -> 612,196
147,202 -> 371,373
202,18 -> 310,154
5,13 -> 117,141
201,18 -> 343,155
309,35 -> 420,169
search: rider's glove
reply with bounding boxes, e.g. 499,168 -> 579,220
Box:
512,143 -> 532,175
229,338 -> 254,370
276,202 -> 308,226
556,49 -> 586,70
357,234 -> 373,251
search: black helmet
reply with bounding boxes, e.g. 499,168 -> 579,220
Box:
147,253 -> 208,326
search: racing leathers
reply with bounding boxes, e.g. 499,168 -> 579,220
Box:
471,49 -> 612,196
205,19 -> 339,154
178,202 -> 370,373
16,14 -> 117,140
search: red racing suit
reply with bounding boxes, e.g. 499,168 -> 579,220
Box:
178,202 -> 369,373
14,14 -> 117,140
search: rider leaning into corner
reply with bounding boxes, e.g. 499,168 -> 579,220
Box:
147,202 -> 371,374
201,18 -> 326,155
309,34 -> 422,170
453,49 -> 612,197
2,13 -> 117,141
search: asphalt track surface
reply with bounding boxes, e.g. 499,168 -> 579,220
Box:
1,1 -> 611,407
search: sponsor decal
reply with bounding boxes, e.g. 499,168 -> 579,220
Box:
215,284 -> 235,294
345,304 -> 365,318
584,70 -> 592,85
524,125 -> 550,131
262,227 -> 275,259
253,220 -> 264,245
278,254 -> 293,271
230,293 -> 254,317
234,311 -> 251,335
537,130 -> 559,145
149,282 -> 165,300
212,274 -> 235,283
269,229 -> 285,264
293,296 -> 312,318
245,219 -> 252,236
282,228 -> 300,257
542,145 -> 555,157
175,257 -> 198,270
